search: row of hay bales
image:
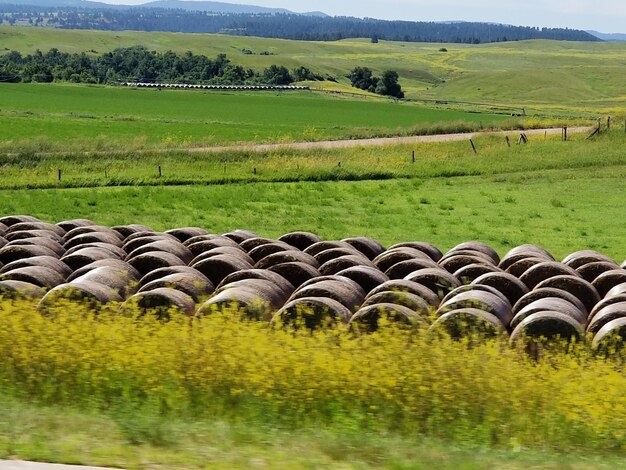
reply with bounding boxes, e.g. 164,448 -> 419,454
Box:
1,215 -> 626,347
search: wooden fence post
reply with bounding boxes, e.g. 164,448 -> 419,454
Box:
411,150 -> 415,163
58,169 -> 61,181
158,165 -> 162,178
469,139 -> 477,154
505,136 -> 510,147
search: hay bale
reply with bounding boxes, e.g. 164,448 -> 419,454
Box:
437,289 -> 513,327
190,247 -> 253,266
592,270 -> 626,298
6,237 -> 66,257
124,230 -> 174,243
314,247 -> 362,265
0,245 -> 59,265
196,288 -> 273,320
126,240 -> 193,265
0,222 -> 8,236
165,227 -> 209,243
216,278 -> 289,307
63,225 -> 124,243
68,259 -> 140,283
500,244 -> 555,270
587,302 -> 626,335
60,247 -> 122,271
111,224 -> 154,238
608,283 -> 626,297
277,231 -> 322,251
56,219 -> 96,232
129,251 -> 187,277
289,278 -> 365,312
272,297 -> 352,328
6,229 -> 64,244
510,297 -> 587,331
223,229 -> 259,244
367,280 -> 440,308
503,257 -> 551,279
562,250 -> 616,269
373,247 -> 434,272
441,284 -> 510,307
336,266 -> 389,293
439,254 -> 494,274
519,262 -> 581,290
65,232 -> 124,250
403,268 -> 461,299
267,262 -> 321,289
453,263 -> 503,284
217,269 -> 294,298
513,287 -> 588,317
388,242 -> 443,262
0,266 -> 66,289
0,280 -> 45,299
440,249 -> 496,264
0,215 -> 40,227
429,308 -> 505,340
341,237 -> 386,260
73,266 -> 140,298
240,237 -> 284,253
576,261 -> 620,283
138,266 -> 210,289
535,275 -> 601,314
191,254 -> 254,286
592,317 -> 626,351
449,242 -> 500,264
589,294 -> 626,323
185,236 -> 240,253
39,280 -> 123,312
0,256 -> 72,279
472,272 -> 529,306
385,258 -> 440,280
303,241 -> 356,257
248,242 -> 293,263
123,288 -> 196,318
622,260 -> 626,269
350,303 -> 427,332
0,236 -> 6,249
256,250 -> 320,270
64,242 -> 126,260
139,272 -> 215,302
319,255 -> 375,276
510,311 -> 585,343
6,221 -> 65,237
361,291 -> 431,314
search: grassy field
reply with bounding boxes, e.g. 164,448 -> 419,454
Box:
2,25 -> 626,114
0,82 -> 511,148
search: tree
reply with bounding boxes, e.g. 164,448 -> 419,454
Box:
348,67 -> 378,92
262,65 -> 293,85
375,70 -> 404,99
371,34 -> 379,43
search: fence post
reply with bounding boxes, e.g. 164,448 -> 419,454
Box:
469,139 -> 477,154
563,126 -> 567,142
607,116 -> 611,130
505,136 -> 510,147
158,165 -> 162,178
411,150 -> 415,163
58,169 -> 61,181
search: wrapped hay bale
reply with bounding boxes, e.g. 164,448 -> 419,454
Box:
111,224 -> 154,238
313,247 -> 363,265
429,308 -> 506,340
63,225 -> 123,243
472,272 -> 529,306
350,303 -> 427,332
589,294 -> 626,322
288,277 -> 365,312
222,229 -> 259,244
0,266 -> 66,289
64,232 -> 124,250
72,266 -> 140,298
510,297 -> 587,331
138,266 -> 210,288
6,221 -> 65,237
0,280 -> 45,299
191,254 -> 254,286
504,257 -> 552,278
217,269 -> 294,298
165,227 -> 209,243
6,229 -> 64,244
139,272 -> 215,302
185,237 -> 241,256
592,317 -> 626,351
513,287 -> 587,318
586,302 -> 626,335
576,261 -> 620,283
267,262 -> 321,289
535,275 -> 601,315
129,251 -> 187,277
273,297 -> 352,328
388,241 -> 443,262
64,242 -> 126,260
448,241 -> 500,265
510,311 -> 585,343
6,237 -> 66,257
441,284 -> 510,306
190,246 -> 253,266
499,244 -> 554,270
0,215 -> 40,227
39,280 -> 123,313
592,270 -> 626,298
198,279 -> 286,320
336,265 -> 388,293
437,289 -> 513,328
373,247 -> 434,273
255,250 -> 320,270
278,231 -> 322,251
68,259 -> 140,283
367,280 -> 440,308
439,254 -> 494,274
562,250 -> 616,269
0,244 -> 60,265
319,255 -> 375,276
247,242 -> 294,263
303,241 -> 356,257
519,261 -> 581,290
385,258 -> 440,280
0,255 -> 72,279
453,263 -> 503,284
403,268 -> 461,299
60,247 -> 122,271
361,291 -> 431,315
56,219 -> 96,232
341,237 -> 386,260
126,240 -> 194,264
123,288 -> 196,319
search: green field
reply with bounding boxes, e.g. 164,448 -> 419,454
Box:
2,25 -> 626,114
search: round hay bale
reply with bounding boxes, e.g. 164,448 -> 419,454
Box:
449,241 -> 500,264
576,261 -> 620,283
0,280 -> 45,299
361,291 -> 431,314
510,311 -> 585,343
592,317 -> 626,351
256,250 -> 320,270
72,266 -> 139,298
336,266 -> 389,293
0,236 -> 6,249
510,297 -> 586,331
589,294 -> 626,322
439,254 -> 493,274
123,288 -> 196,318
223,229 -> 259,244
111,224 -> 154,238
373,247 -> 434,273
341,237 -> 386,260
303,241 -> 355,257
129,251 -> 187,277
440,249 -> 495,265
0,215 -> 40,227
441,284 -> 510,307
562,250 -> 616,269
5,230 -> 64,246
385,258 -> 440,280
124,230 -> 173,243
191,254 -> 254,286
453,263 -> 503,284
217,269 -> 294,298
314,247 -> 362,265
63,225 -> 124,243
403,268 -> 461,299
272,297 -> 352,328
535,275 -> 601,314
587,302 -> 626,335
56,219 -> 96,232
126,240 -> 193,265
388,242 -> 443,262
139,272 -> 215,302
240,237 -> 284,253
196,288 -> 271,320
190,247 -> 253,266
319,255 -> 375,276
0,222 -> 8,236
504,257 -> 554,278
64,243 -> 126,260
500,244 -> 554,269
248,242 -> 293,263
437,289 -> 513,327
519,262 -> 581,290
472,272 -> 529,306
68,259 -> 140,283
185,237 -> 240,253
165,227 -> 209,243
6,237 -> 66,257
65,232 -> 124,250
289,278 -> 365,312
592,270 -> 626,298
277,231 -> 322,251
137,266 -> 209,289
60,247 -> 122,271
122,235 -> 178,254
267,262 -> 321,289
215,278 -> 288,307
0,266 -> 66,289
7,221 -> 65,237
0,256 -> 72,279
608,283 -> 626,298
0,245 -> 59,265
622,261 -> 626,269
183,234 -> 238,247
367,280 -> 440,308
39,280 -> 123,312
350,303 -> 427,332
429,308 -> 505,340
513,287 -> 587,317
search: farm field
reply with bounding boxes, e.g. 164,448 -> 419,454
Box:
2,25 -> 626,114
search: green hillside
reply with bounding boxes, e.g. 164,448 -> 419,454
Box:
2,26 -> 626,114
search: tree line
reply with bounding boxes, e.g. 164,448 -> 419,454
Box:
0,6 -> 600,44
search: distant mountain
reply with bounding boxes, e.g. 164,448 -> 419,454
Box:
587,30 -> 626,41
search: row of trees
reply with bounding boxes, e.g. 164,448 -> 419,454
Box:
348,67 -> 404,99
0,47 -> 324,85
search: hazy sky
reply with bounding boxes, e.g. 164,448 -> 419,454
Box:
106,0 -> 626,32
